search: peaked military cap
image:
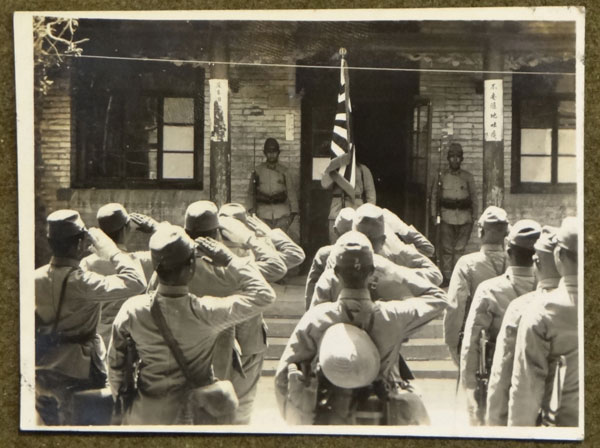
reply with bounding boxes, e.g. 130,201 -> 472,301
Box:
478,206 -> 509,227
534,226 -> 559,253
507,219 -> 542,250
219,203 -> 248,225
333,207 -> 356,236
47,209 -> 86,240
96,203 -> 130,233
185,201 -> 219,233
334,230 -> 374,269
556,216 -> 578,254
353,203 -> 385,239
150,223 -> 196,269
319,323 -> 380,389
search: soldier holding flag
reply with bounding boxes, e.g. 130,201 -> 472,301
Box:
320,48 -> 376,243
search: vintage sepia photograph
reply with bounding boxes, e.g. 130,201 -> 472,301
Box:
15,7 -> 584,439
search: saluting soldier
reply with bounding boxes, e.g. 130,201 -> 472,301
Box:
275,231 -> 448,425
508,217 -> 579,427
430,142 -> 478,284
460,219 -> 540,425
383,208 -> 435,258
304,207 -> 355,310
108,223 -> 276,425
80,203 -> 157,348
486,226 -> 561,426
443,206 -> 509,365
36,210 -> 146,425
247,138 -> 298,232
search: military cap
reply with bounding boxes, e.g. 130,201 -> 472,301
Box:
150,223 -> 196,269
556,216 -> 578,254
507,219 -> 542,250
47,209 -> 86,240
478,206 -> 509,227
319,323 -> 380,389
334,230 -> 374,269
184,201 -> 219,233
264,138 -> 280,152
448,142 -> 463,157
96,203 -> 130,233
219,203 -> 248,225
534,226 -> 559,253
333,207 -> 356,235
353,203 -> 385,239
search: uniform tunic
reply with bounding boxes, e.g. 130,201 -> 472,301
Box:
443,244 -> 507,365
248,162 -> 298,223
486,277 -> 560,426
36,254 -> 147,381
108,268 -> 275,425
304,245 -> 333,310
311,253 -> 442,309
460,266 -> 536,423
275,286 -> 449,422
508,276 -> 579,427
81,246 -> 153,348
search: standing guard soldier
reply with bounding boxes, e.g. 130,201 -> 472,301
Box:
430,142 -> 478,284
486,226 -> 561,426
35,210 -> 146,425
444,206 -> 509,365
508,217 -> 579,427
460,219 -> 540,425
275,231 -> 448,425
108,224 -> 276,425
247,138 -> 298,232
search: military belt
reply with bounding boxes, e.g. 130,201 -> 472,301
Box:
332,194 -> 362,199
257,192 -> 287,204
440,197 -> 472,210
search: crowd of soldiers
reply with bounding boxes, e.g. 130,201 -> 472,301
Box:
33,139 -> 579,428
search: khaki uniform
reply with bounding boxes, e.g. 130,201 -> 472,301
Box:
80,247 -> 153,348
508,276 -> 579,427
460,266 -> 536,424
304,245 -> 333,310
443,244 -> 507,365
108,263 -> 275,425
275,286 -> 448,423
430,169 -> 477,279
311,253 -> 442,309
248,162 -> 298,230
486,278 -> 560,426
328,164 -> 376,242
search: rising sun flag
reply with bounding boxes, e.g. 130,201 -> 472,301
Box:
321,48 -> 357,202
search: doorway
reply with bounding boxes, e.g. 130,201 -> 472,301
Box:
298,63 -> 421,265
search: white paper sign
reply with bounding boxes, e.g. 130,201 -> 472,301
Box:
285,113 -> 294,141
484,79 -> 503,141
209,79 -> 228,142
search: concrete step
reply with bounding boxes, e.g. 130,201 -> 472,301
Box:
261,359 -> 458,380
264,316 -> 444,339
265,337 -> 451,361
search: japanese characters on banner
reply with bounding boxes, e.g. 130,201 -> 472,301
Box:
484,79 -> 503,142
209,79 -> 228,142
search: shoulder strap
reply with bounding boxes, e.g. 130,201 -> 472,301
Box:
51,267 -> 76,333
150,295 -> 212,387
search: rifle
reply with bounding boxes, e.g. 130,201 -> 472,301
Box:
251,137 -> 258,214
475,329 -> 490,425
434,139 -> 444,267
539,355 -> 567,427
113,336 -> 139,423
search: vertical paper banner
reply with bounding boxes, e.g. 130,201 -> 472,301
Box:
210,79 -> 229,142
484,79 -> 503,142
285,113 -> 294,141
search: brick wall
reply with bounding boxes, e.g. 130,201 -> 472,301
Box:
420,65 -> 576,254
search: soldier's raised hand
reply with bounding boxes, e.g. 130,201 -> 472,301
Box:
195,236 -> 234,267
87,227 -> 120,260
130,212 -> 159,234
246,215 -> 272,237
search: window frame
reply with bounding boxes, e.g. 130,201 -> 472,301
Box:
71,63 -> 205,190
511,91 -> 576,195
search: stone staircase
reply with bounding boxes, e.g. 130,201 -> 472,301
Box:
262,278 -> 458,380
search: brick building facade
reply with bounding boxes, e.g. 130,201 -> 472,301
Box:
33,19 -> 578,266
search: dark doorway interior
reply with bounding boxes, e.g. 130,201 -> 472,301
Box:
298,61 -> 419,268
